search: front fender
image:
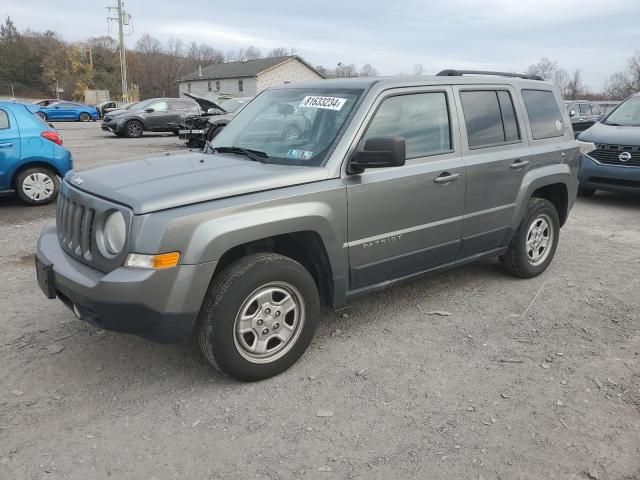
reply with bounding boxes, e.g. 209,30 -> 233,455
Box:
510,163 -> 578,228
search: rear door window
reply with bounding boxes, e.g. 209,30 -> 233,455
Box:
521,89 -> 565,140
579,104 -> 592,115
460,90 -> 521,148
363,91 -> 452,159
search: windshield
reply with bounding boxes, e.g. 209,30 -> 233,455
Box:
220,98 -> 250,113
605,97 -> 640,126
209,88 -> 364,166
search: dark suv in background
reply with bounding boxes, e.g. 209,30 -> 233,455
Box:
565,100 -> 601,136
577,92 -> 640,196
102,98 -> 199,138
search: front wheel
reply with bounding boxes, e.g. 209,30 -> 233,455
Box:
36,112 -> 47,121
501,198 -> 560,278
197,253 -> 320,381
124,120 -> 143,138
15,167 -> 60,205
79,112 -> 91,122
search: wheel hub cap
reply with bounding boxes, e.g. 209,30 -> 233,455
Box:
233,282 -> 305,364
22,173 -> 54,201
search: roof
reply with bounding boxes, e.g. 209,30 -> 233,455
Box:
180,56 -> 324,82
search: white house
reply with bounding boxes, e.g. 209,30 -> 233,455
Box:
178,56 -> 325,97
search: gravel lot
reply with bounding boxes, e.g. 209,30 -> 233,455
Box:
1,122 -> 639,480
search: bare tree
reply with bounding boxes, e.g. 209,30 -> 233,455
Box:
335,63 -> 358,78
412,63 -> 425,76
226,46 -> 263,62
359,63 -> 379,77
526,57 -> 559,81
267,47 -> 296,58
564,69 -> 583,99
604,51 -> 640,99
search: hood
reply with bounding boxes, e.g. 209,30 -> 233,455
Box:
104,108 -> 131,118
183,92 -> 226,113
578,121 -> 640,146
68,152 -> 330,214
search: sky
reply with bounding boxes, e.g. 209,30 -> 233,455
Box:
5,0 -> 640,90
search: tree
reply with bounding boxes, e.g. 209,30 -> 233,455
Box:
526,57 -> 558,81
564,69 -> 583,100
604,51 -> 640,99
268,47 -> 296,58
412,64 -> 425,76
359,64 -> 379,77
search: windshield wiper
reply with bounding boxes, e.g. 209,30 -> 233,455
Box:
209,145 -> 269,163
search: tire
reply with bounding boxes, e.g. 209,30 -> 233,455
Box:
124,120 -> 143,138
578,187 -> 596,197
79,112 -> 91,122
282,125 -> 301,141
197,253 -> 320,381
15,167 -> 60,206
36,112 -> 47,121
500,198 -> 560,278
206,125 -> 224,142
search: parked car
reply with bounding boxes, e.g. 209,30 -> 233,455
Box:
565,100 -> 601,136
35,102 -> 99,122
0,102 -> 72,205
596,101 -> 620,115
35,71 -> 578,381
179,94 -> 253,148
33,99 -> 61,107
95,100 -> 130,119
576,92 -> 640,196
101,98 -> 199,138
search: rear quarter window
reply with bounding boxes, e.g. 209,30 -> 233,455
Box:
0,110 -> 9,129
521,89 -> 565,140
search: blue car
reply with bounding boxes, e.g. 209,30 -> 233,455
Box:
35,101 -> 99,122
0,102 -> 73,205
577,92 -> 640,196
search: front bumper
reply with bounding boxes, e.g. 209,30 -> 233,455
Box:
101,120 -> 120,133
36,223 -> 217,343
578,154 -> 640,193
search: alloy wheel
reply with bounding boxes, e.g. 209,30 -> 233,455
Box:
525,213 -> 554,266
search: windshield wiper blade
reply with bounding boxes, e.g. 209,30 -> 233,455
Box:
212,146 -> 269,163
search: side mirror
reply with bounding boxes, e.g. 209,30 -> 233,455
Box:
348,137 -> 406,174
145,107 -> 155,113
569,110 -> 576,118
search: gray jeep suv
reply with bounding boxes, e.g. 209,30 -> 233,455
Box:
36,71 -> 579,381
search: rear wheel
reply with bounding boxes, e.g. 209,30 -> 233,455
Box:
15,167 -> 60,206
197,253 -> 320,381
124,120 -> 143,138
79,112 -> 91,122
501,198 -> 560,278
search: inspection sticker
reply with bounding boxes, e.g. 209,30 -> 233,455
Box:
287,149 -> 314,160
299,96 -> 347,111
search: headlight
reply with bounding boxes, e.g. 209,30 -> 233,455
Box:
103,211 -> 126,254
577,140 -> 596,156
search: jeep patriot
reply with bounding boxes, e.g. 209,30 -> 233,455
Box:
36,71 -> 579,381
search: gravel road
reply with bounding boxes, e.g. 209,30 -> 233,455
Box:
1,122 -> 638,480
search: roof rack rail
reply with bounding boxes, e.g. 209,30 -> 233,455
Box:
436,69 -> 543,81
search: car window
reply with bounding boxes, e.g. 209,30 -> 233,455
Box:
149,101 -> 169,112
460,90 -> 521,148
363,92 -> 451,159
604,96 -> 640,127
521,90 -> 565,140
591,104 -> 601,115
0,110 -> 9,129
168,100 -> 185,110
579,104 -> 592,115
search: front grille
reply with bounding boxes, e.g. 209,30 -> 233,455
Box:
103,116 -> 111,122
56,191 -> 95,262
589,144 -> 640,166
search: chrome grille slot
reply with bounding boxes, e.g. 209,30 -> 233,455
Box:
80,208 -> 94,261
590,144 -> 640,166
72,205 -> 84,256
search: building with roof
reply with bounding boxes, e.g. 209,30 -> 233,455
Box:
178,56 -> 325,97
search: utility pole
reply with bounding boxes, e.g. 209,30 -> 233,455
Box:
107,0 -> 129,101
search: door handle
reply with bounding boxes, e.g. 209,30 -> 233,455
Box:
510,159 -> 530,170
0,142 -> 13,148
434,172 -> 461,184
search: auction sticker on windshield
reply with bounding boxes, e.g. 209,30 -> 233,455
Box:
299,96 -> 347,111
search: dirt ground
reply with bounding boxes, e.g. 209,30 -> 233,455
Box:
1,122 -> 638,480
